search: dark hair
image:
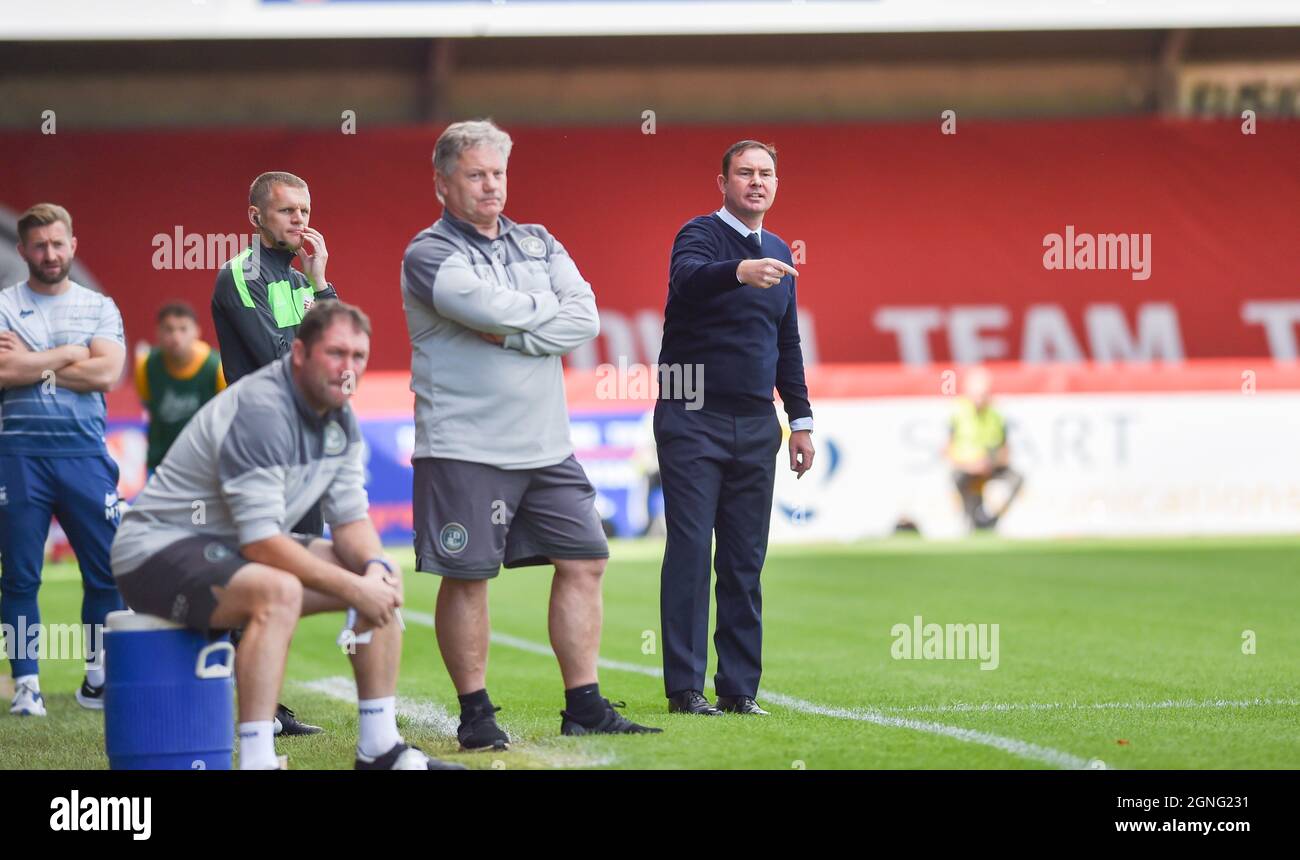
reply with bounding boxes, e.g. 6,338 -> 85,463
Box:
721,140 -> 778,178
296,299 -> 372,352
156,302 -> 198,324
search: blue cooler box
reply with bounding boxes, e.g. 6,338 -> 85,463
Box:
103,610 -> 235,770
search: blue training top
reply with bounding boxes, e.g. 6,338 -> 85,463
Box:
0,280 -> 125,456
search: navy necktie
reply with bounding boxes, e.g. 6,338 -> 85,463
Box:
747,232 -> 761,254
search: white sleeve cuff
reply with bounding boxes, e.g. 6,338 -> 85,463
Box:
789,417 -> 813,433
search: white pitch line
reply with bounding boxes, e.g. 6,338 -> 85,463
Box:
297,675 -> 616,769
881,697 -> 1300,714
401,612 -> 1092,769
406,613 -> 666,679
402,609 -> 436,628
299,676 -> 459,736
761,691 -> 1093,771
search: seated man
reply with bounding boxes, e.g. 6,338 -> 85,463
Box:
946,367 -> 1024,531
110,300 -> 461,770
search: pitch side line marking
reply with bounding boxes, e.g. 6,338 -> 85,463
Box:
298,676 -> 617,769
403,613 -> 1092,769
880,697 -> 1300,714
759,691 -> 1093,770
300,676 -> 459,735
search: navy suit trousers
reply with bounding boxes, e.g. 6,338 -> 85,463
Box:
655,399 -> 782,698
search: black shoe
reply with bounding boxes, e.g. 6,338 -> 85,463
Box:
356,741 -> 467,770
458,704 -> 510,751
715,695 -> 770,715
667,690 -> 721,715
561,699 -> 663,736
274,703 -> 324,736
75,678 -> 104,711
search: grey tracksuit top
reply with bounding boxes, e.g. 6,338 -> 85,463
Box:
110,354 -> 369,575
400,209 -> 599,470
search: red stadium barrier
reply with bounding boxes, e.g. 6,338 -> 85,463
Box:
6,118 -> 1300,376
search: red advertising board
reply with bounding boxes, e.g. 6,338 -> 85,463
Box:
3,118 -> 1298,377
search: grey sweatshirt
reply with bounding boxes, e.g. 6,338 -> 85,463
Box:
400,210 -> 599,469
110,354 -> 369,575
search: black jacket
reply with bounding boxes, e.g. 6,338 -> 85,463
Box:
211,244 -> 338,383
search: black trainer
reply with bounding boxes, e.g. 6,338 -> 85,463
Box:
75,677 -> 104,711
458,704 -> 510,751
356,741 -> 467,770
274,703 -> 324,736
561,699 -> 664,736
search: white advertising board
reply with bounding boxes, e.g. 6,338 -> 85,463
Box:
770,392 -> 1300,542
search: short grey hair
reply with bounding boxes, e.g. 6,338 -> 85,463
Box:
432,119 -> 513,193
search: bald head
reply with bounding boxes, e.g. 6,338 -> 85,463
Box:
964,368 -> 993,409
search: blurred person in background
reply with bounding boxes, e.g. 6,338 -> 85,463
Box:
134,302 -> 226,473
947,367 -> 1023,531
632,409 -> 665,537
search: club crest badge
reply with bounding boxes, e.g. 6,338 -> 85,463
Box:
518,235 -> 547,258
204,542 -> 233,563
323,421 -> 347,456
439,522 -> 469,555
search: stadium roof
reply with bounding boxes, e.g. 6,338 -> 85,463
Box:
13,0 -> 1300,41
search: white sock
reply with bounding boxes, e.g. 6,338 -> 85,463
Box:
14,674 -> 39,692
86,662 -> 105,688
238,720 -> 278,770
357,696 -> 401,758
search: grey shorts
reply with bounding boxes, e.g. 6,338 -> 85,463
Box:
114,533 -> 317,633
413,454 -> 609,580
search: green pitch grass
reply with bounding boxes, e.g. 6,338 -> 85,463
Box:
2,535 -> 1297,769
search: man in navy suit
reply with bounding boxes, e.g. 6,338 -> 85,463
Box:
656,140 -> 815,716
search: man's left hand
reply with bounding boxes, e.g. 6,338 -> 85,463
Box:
789,429 -> 814,479
297,226 -> 329,289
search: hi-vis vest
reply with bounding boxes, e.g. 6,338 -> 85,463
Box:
948,397 -> 1006,462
